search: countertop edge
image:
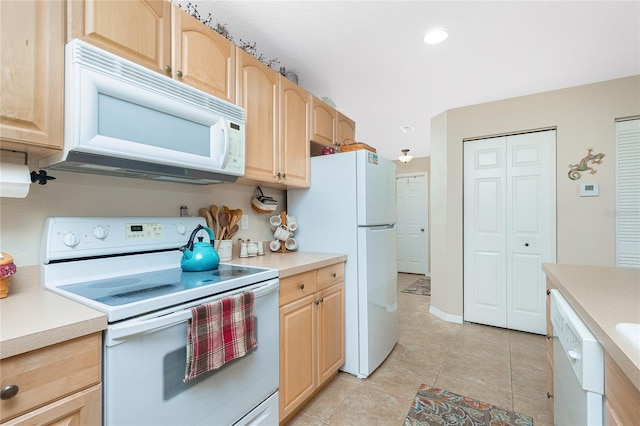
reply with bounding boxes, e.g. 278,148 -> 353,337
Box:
543,263 -> 640,392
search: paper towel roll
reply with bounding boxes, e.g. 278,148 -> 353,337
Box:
0,163 -> 31,198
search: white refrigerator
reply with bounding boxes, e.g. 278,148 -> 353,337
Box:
287,150 -> 398,378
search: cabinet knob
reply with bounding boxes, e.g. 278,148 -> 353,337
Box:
315,299 -> 320,305
320,298 -> 324,303
164,65 -> 172,74
298,283 -> 305,290
282,173 -> 286,178
277,172 -> 282,178
546,289 -> 551,296
176,70 -> 183,78
524,243 -> 529,247
331,272 -> 337,278
546,392 -> 553,399
1,385 -> 19,400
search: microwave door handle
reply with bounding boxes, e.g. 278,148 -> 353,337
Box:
220,123 -> 229,168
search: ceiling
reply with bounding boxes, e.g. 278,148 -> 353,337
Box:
188,1 -> 640,161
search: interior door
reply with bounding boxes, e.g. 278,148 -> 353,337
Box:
396,173 -> 429,274
464,130 -> 556,334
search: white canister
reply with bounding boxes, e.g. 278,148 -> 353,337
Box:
247,241 -> 258,257
240,242 -> 248,258
217,240 -> 232,262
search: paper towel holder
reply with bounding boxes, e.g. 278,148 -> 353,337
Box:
1,149 -> 56,185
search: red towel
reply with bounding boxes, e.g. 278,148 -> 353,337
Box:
184,291 -> 257,382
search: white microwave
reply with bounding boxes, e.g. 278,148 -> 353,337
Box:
40,40 -> 245,185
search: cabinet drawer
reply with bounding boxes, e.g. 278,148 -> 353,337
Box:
0,333 -> 102,423
279,270 -> 317,306
317,263 -> 344,290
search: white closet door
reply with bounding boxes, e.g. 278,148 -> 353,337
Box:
464,130 -> 556,334
396,173 -> 429,274
506,132 -> 556,334
464,136 -> 508,328
616,119 -> 640,267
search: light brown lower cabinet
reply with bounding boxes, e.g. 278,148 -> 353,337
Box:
279,263 -> 345,424
0,333 -> 102,424
604,353 -> 640,426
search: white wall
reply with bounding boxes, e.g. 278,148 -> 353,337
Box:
0,170 -> 284,266
430,75 -> 640,319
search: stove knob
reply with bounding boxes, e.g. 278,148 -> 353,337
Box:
177,223 -> 187,235
93,225 -> 109,240
63,232 -> 80,247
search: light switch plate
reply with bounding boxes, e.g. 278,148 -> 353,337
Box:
241,214 -> 249,230
580,183 -> 599,197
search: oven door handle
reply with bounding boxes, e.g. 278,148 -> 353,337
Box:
106,279 -> 279,345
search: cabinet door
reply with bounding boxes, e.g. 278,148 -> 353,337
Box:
4,384 -> 101,426
317,282 -> 345,385
236,48 -> 279,184
279,76 -> 310,188
69,0 -> 171,75
0,0 -> 64,150
279,294 -> 316,420
336,112 -> 356,146
172,7 -> 235,102
310,96 -> 336,147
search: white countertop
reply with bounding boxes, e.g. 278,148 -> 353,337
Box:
542,263 -> 640,391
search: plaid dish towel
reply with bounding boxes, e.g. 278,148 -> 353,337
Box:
184,291 -> 257,382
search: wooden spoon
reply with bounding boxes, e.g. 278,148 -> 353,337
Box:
226,224 -> 239,239
217,210 -> 231,245
198,208 -> 213,228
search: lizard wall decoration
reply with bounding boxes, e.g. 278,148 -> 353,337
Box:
568,148 -> 605,180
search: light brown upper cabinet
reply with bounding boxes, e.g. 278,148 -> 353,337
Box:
237,47 -> 310,188
0,0 -> 65,154
236,47 -> 279,185
278,75 -> 310,188
69,1 -> 235,102
310,96 -> 336,147
172,7 -> 235,102
336,111 -> 356,146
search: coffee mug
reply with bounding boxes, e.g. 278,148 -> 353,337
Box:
269,215 -> 282,229
269,240 -> 281,252
285,237 -> 298,251
274,225 -> 291,241
286,214 -> 297,232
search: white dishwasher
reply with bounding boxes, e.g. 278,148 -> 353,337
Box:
550,289 -> 604,425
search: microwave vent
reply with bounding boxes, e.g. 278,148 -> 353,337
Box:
70,42 -> 243,124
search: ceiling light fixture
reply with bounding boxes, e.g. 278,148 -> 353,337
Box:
400,125 -> 414,133
399,149 -> 413,163
424,27 -> 449,45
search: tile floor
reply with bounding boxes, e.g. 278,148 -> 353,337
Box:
286,273 -> 553,425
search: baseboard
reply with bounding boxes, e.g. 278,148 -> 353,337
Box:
429,305 -> 463,324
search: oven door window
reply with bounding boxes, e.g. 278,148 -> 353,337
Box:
103,287 -> 278,426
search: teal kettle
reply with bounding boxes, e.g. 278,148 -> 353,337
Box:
180,224 -> 219,272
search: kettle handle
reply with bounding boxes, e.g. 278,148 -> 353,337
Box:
180,224 -> 216,252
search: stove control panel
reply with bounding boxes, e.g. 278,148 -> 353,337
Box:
42,217 -> 207,262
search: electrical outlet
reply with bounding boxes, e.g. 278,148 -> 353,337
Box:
241,214 -> 249,230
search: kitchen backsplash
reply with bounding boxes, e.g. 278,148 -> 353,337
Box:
0,170 -> 284,266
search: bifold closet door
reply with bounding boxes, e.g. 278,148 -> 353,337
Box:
464,130 -> 556,334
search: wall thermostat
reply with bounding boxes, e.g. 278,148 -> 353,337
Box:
580,183 -> 599,197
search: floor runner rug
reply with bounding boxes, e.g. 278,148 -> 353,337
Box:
404,385 -> 533,426
401,277 -> 430,296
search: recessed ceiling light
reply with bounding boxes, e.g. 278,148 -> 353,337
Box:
424,28 -> 449,45
400,125 -> 414,133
